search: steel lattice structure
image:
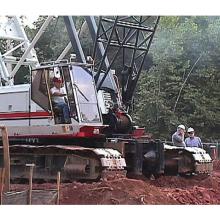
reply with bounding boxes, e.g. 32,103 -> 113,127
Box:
92,16 -> 160,110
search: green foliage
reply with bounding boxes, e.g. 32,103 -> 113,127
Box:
133,16 -> 220,141
30,16 -> 70,62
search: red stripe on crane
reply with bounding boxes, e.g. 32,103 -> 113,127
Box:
0,111 -> 51,119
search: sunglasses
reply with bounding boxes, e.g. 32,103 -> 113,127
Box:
188,132 -> 194,134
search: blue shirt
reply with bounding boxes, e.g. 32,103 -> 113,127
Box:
185,136 -> 203,148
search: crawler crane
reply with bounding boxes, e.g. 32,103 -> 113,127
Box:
0,16 -> 213,181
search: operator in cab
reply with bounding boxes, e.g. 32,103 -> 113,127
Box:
185,127 -> 203,148
50,77 -> 70,123
172,124 -> 186,147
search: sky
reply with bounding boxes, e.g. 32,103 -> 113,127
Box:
23,15 -> 39,27
0,15 -> 39,28
1,0 -> 220,16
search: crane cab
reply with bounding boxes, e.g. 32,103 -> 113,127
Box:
31,63 -> 102,126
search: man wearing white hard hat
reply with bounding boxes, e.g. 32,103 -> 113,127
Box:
185,127 -> 203,148
172,124 -> 186,147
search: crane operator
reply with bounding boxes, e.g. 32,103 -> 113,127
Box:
50,77 -> 70,123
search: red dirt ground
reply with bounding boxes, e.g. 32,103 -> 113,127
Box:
10,160 -> 220,205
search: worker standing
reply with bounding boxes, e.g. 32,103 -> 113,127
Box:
172,124 -> 186,147
185,127 -> 203,148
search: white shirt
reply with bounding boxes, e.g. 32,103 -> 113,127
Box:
50,86 -> 67,104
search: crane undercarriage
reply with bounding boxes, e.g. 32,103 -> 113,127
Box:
0,137 -> 213,182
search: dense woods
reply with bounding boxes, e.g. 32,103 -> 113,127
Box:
2,16 -> 219,141
133,16 -> 220,141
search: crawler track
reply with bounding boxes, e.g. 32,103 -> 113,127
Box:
0,145 -> 126,181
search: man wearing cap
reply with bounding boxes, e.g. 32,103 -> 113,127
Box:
185,127 -> 203,148
172,125 -> 186,147
50,77 -> 70,123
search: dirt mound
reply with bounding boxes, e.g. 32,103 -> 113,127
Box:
60,178 -> 177,205
59,160 -> 220,204
149,160 -> 220,204
162,186 -> 220,204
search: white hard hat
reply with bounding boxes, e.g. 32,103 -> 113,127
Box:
177,124 -> 185,130
187,127 -> 194,133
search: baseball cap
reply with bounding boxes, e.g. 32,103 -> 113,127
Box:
177,124 -> 185,130
187,127 -> 194,133
53,77 -> 62,83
